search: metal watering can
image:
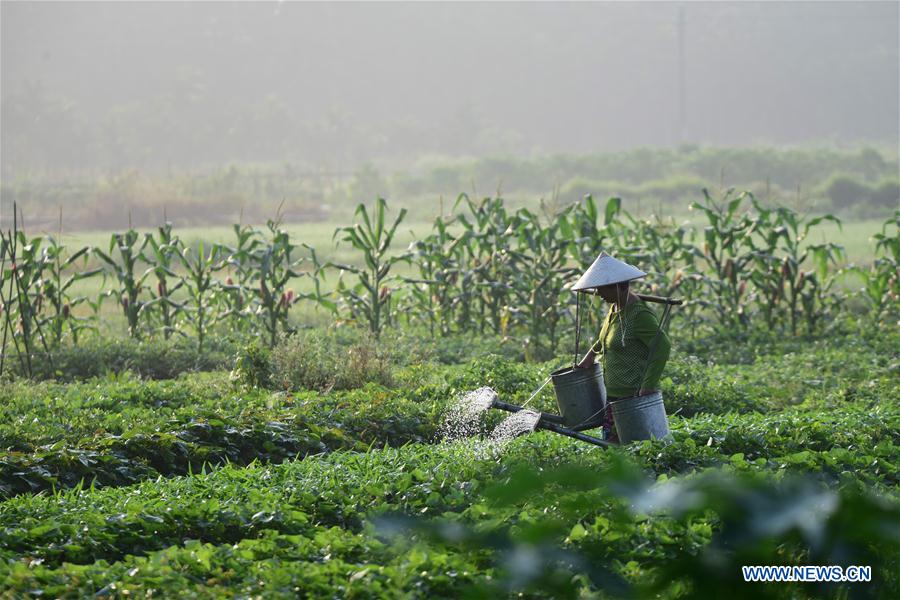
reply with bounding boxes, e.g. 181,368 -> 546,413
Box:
550,363 -> 606,430
609,390 -> 669,443
488,365 -> 609,448
489,293 -> 680,447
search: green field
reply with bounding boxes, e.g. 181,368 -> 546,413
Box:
0,326 -> 898,597
1,191 -> 898,598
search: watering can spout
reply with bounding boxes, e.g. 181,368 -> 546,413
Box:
484,389 -> 499,406
490,398 -> 564,425
489,397 -> 612,448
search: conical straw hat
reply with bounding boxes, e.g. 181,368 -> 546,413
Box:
572,252 -> 647,291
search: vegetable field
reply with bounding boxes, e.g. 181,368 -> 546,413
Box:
1,191 -> 898,598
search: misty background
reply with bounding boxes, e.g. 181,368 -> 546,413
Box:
1,1 -> 898,229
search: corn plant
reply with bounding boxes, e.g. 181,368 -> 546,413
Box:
332,198 -> 408,338
873,210 -> 900,262
176,241 -> 226,353
454,195 -> 519,335
4,232 -> 41,370
0,234 -> 11,374
403,213 -> 469,337
667,269 -> 708,338
510,204 -> 580,360
249,220 -> 310,347
0,229 -> 31,376
689,189 -> 757,332
566,195 -> 622,269
219,223 -> 264,332
614,214 -> 694,295
94,230 -> 150,338
856,259 -> 899,321
747,252 -> 786,332
573,197 -> 709,336
37,234 -> 102,346
855,211 -> 899,320
744,198 -> 843,335
141,223 -> 184,339
777,210 -> 842,336
0,225 -> 59,376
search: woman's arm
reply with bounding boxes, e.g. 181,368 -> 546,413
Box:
577,308 -> 611,368
633,307 -> 671,393
576,336 -> 603,368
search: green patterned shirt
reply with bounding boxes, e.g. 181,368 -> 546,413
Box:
590,300 -> 671,398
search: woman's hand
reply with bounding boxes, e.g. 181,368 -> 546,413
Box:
637,388 -> 657,396
576,349 -> 596,369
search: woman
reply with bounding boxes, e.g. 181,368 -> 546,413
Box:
573,254 -> 671,443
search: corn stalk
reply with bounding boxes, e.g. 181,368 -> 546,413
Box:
141,222 -> 184,339
332,198 -> 408,338
176,241 -> 226,353
94,230 -> 150,339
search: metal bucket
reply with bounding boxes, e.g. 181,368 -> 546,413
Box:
551,364 -> 607,428
610,391 -> 671,443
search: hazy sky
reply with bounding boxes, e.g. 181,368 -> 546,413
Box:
2,1 -> 898,172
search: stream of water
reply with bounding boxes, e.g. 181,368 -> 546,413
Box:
441,387 -> 544,457
490,409 -> 541,442
439,387 -> 497,442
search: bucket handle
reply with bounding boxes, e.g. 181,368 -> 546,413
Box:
573,291 -> 583,366
521,375 -> 553,409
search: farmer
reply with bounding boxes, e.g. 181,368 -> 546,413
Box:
574,253 -> 671,443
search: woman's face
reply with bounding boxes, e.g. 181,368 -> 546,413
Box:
595,284 -> 621,303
